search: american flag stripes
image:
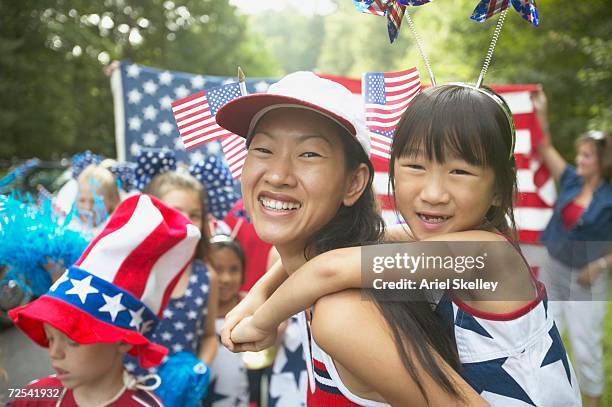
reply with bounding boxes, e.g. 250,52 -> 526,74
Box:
474,0 -> 511,21
171,83 -> 243,150
354,0 -> 385,16
354,0 -> 406,43
112,63 -> 554,244
364,67 -> 421,160
221,134 -> 248,179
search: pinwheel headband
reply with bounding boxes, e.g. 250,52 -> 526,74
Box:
403,7 -> 516,159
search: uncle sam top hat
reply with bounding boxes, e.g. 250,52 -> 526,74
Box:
9,194 -> 201,368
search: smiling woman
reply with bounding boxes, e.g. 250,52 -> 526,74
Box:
243,108 -> 369,264
216,72 -> 487,406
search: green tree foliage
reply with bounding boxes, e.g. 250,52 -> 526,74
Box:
1,0 -> 609,161
316,0 -> 611,158
0,0 -> 280,160
250,7 -> 325,74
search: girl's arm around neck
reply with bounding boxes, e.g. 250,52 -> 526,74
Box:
247,230 -> 532,337
250,246 -> 361,332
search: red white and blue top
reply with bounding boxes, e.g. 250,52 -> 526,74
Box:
435,281 -> 582,406
297,312 -> 391,407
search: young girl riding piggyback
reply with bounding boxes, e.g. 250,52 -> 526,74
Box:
223,84 -> 582,406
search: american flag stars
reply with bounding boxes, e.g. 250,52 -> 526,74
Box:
116,62 -> 277,165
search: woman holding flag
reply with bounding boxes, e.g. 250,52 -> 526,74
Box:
534,90 -> 612,407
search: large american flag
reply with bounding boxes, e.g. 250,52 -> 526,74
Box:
110,61 -> 276,165
111,62 -> 554,243
170,83 -> 242,150
364,67 -> 421,160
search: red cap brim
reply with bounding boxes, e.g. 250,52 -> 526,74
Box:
216,94 -> 356,139
9,296 -> 167,369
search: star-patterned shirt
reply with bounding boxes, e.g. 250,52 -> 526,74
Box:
268,316 -> 307,407
124,260 -> 210,379
202,318 -> 250,407
435,282 -> 582,406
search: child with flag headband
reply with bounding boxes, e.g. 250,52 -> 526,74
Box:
7,193 -> 202,406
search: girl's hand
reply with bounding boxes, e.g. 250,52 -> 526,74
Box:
230,316 -> 278,352
220,291 -> 267,351
577,260 -> 605,287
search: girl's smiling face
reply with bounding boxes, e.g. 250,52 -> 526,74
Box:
393,151 -> 497,240
210,246 -> 243,303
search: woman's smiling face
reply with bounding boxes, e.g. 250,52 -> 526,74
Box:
241,108 -> 358,253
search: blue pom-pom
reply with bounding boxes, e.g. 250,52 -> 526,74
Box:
0,194 -> 89,297
155,352 -> 210,407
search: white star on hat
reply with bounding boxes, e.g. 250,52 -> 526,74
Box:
98,293 -> 127,322
65,276 -> 99,304
129,307 -> 146,331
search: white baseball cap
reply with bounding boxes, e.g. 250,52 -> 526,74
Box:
216,71 -> 370,156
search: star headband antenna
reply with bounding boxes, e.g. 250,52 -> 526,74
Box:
476,9 -> 507,88
404,11 -> 436,86
402,7 -> 515,159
